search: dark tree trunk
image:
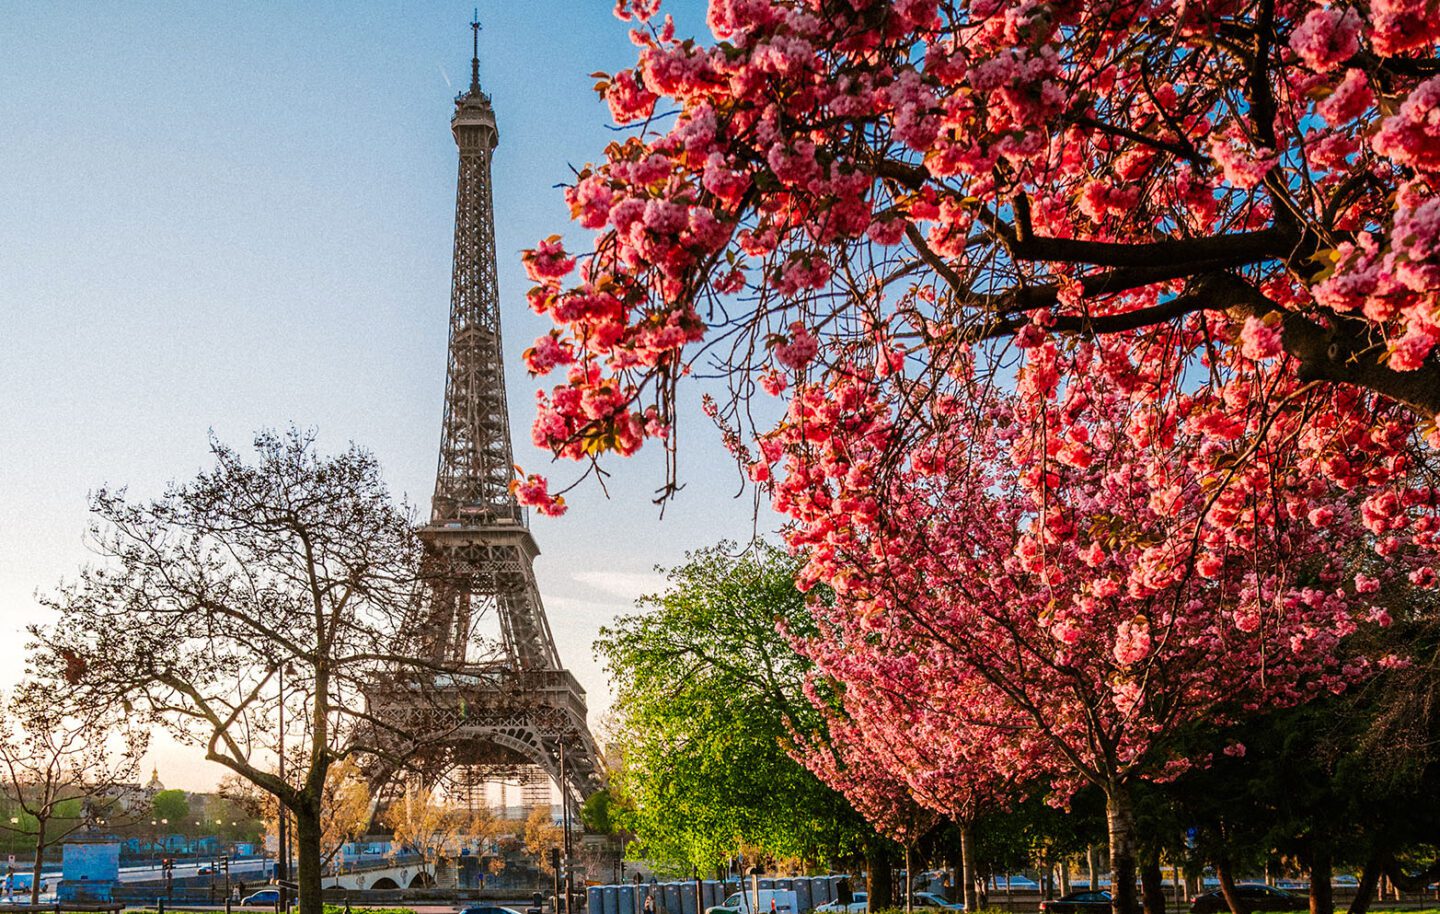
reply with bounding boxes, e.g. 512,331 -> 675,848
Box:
960,820 -> 980,913
294,799 -> 324,914
1216,858 -> 1249,914
867,837 -> 894,912
1346,856 -> 1382,914
1106,786 -> 1140,914
28,817 -> 47,906
1309,845 -> 1333,914
1141,854 -> 1166,914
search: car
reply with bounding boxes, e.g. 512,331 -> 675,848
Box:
1039,891 -> 1113,914
1190,884 -> 1306,914
242,889 -> 281,907
197,865 -> 215,875
459,907 -> 523,914
912,892 -> 965,910
708,891 -> 800,914
814,893 -> 868,913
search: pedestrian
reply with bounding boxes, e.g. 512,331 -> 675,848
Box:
644,894 -> 655,914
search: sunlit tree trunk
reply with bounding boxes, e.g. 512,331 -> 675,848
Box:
959,820 -> 980,912
1106,786 -> 1139,914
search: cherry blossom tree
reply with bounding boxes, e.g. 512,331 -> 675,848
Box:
794,642 -> 1038,911
776,344 -> 1404,914
796,721 -> 939,912
523,3 -> 1440,912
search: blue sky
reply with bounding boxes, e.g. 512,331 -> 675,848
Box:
0,2 -> 773,789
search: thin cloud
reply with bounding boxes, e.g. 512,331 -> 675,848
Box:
571,570 -> 666,602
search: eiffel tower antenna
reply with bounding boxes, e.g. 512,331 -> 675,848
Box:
470,9 -> 482,93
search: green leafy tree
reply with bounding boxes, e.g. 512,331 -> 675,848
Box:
152,790 -> 189,827
581,789 -> 617,836
596,541 -> 874,875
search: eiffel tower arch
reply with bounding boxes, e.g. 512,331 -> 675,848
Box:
375,20 -> 604,816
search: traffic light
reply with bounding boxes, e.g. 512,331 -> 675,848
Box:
221,856 -> 230,874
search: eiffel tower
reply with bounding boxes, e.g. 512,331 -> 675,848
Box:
384,17 -> 604,812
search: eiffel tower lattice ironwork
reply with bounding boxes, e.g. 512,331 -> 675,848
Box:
382,18 -> 604,810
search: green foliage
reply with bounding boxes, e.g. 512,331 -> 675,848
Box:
581,788 -> 617,835
596,541 -> 871,875
152,789 -> 190,824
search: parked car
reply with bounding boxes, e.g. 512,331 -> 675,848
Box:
814,893 -> 868,913
242,889 -> 281,907
707,890 -> 800,914
1039,891 -> 1113,914
912,892 -> 966,910
459,907 -> 523,914
1190,884 -> 1306,914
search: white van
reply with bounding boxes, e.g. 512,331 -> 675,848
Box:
706,889 -> 801,914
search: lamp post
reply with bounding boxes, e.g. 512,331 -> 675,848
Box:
157,818 -> 170,868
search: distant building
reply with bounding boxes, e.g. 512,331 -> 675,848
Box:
104,767 -> 164,815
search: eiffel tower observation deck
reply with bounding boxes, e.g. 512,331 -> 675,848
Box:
375,18 -> 604,809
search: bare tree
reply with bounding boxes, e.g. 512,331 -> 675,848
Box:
29,429 -> 450,914
0,681 -> 147,904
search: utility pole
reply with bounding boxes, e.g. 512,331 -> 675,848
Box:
560,744 -> 571,914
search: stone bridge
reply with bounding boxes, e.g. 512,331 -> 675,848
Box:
322,861 -> 441,892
